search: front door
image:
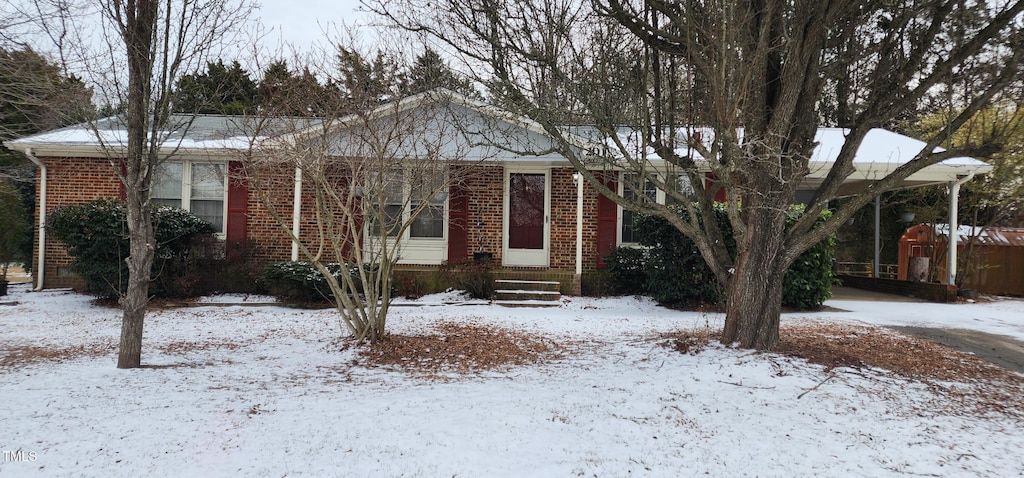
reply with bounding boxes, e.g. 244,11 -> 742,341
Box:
504,170 -> 549,266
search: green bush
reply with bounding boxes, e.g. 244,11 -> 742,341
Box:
781,210 -> 837,310
635,208 -> 725,306
609,204 -> 835,310
47,199 -> 216,298
439,257 -> 495,299
0,182 -> 30,283
605,247 -> 645,295
260,261 -> 337,302
260,261 -> 364,302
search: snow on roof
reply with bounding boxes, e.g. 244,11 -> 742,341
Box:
576,126 -> 989,177
5,94 -> 992,182
932,224 -> 1024,247
812,128 -> 985,167
7,114 -> 300,153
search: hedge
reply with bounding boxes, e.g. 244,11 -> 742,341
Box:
609,204 -> 836,310
47,199 -> 216,298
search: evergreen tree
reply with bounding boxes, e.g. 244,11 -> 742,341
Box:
257,60 -> 341,116
403,48 -> 477,97
336,47 -> 403,108
172,59 -> 258,115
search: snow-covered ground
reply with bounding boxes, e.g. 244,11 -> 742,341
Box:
1,283 -> 1022,477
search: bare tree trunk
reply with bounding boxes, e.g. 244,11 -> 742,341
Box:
116,0 -> 158,369
117,187 -> 155,368
722,205 -> 789,350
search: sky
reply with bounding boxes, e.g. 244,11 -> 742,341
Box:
251,0 -> 373,53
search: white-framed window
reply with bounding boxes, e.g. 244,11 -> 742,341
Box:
620,173 -> 656,244
366,170 -> 447,241
408,174 -> 446,239
618,172 -> 695,245
363,169 -> 449,265
152,160 -> 228,235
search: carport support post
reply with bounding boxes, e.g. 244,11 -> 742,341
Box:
946,173 -> 974,286
947,180 -> 958,285
874,195 -> 880,278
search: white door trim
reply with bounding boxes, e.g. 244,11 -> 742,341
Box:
502,166 -> 550,267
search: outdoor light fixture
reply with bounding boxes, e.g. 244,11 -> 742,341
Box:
900,211 -> 916,223
572,172 -> 580,186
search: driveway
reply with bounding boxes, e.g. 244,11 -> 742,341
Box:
829,286 -> 1024,375
889,326 -> 1024,375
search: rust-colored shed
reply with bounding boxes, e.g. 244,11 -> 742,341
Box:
899,224 -> 1024,296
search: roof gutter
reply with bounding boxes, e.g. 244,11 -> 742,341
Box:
23,148 -> 46,290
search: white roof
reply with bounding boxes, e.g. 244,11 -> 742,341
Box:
6,92 -> 992,187
808,128 -> 990,184
6,114 -> 298,158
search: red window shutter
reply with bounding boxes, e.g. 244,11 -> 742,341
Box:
341,174 -> 363,261
447,173 -> 469,263
705,172 -> 726,202
595,171 -> 618,269
225,161 -> 248,259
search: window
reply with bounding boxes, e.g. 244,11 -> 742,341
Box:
620,174 -> 656,244
367,170 -> 447,240
409,174 -> 446,238
665,174 -> 696,205
619,172 -> 694,244
153,161 -> 227,234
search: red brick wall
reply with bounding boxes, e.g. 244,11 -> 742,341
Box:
36,157 -> 123,288
257,163 -> 603,273
461,165 -> 601,273
463,165 -> 505,263
36,158 -> 605,288
241,162 -> 297,263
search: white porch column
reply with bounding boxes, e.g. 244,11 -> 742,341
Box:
946,173 -> 975,285
291,166 -> 302,261
24,148 -> 47,290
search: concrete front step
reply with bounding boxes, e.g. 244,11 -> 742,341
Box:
494,279 -> 561,292
494,289 -> 561,302
493,299 -> 563,308
493,279 -> 562,307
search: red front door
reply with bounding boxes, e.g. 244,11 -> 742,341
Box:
508,173 -> 545,250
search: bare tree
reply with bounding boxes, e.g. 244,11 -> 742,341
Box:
24,0 -> 254,368
374,0 -> 1024,349
244,50 -> 475,342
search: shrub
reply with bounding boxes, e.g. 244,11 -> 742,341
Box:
635,208 -> 725,306
196,240 -> 267,294
605,246 -> 646,295
260,261 -> 348,302
393,270 -> 433,299
609,204 -> 835,310
47,199 -> 216,298
439,257 -> 495,299
782,210 -> 837,310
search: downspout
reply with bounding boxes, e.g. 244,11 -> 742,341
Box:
946,172 -> 975,285
291,166 -> 302,261
574,172 -> 583,278
24,148 -> 46,290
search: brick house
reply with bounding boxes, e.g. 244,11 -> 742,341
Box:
9,90 -> 993,294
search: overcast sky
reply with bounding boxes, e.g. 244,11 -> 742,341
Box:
252,0 -> 371,53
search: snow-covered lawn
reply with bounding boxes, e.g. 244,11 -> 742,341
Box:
1,283 -> 1022,477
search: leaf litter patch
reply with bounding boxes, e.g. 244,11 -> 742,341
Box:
347,321 -> 566,376
662,320 -> 1024,418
